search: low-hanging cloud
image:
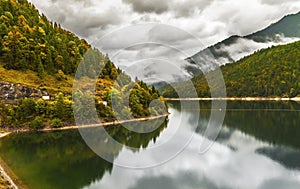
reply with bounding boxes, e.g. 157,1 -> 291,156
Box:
217,35 -> 300,64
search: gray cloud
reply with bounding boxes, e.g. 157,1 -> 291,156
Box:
123,0 -> 169,14
47,0 -> 94,8
123,0 -> 213,17
171,0 -> 213,17
148,25 -> 193,44
66,11 -> 122,38
29,0 -> 300,44
259,178 -> 300,189
260,0 -> 300,5
29,0 -> 123,38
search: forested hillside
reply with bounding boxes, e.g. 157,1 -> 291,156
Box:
162,40 -> 300,98
0,0 -> 89,75
0,0 -> 166,129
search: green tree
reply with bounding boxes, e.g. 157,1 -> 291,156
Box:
30,116 -> 45,130
53,93 -> 66,120
16,98 -> 36,122
51,118 -> 63,128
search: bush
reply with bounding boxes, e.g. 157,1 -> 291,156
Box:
30,116 -> 45,130
51,118 -> 63,128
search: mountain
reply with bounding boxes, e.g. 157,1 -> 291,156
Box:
248,11 -> 300,40
162,40 -> 300,98
186,11 -> 300,76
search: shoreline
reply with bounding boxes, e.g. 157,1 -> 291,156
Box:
0,135 -> 19,189
164,97 -> 300,101
0,113 -> 170,134
0,132 -> 11,139
9,113 -> 170,133
0,132 -> 19,189
42,113 -> 170,132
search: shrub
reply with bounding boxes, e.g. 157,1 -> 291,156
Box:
30,116 -> 45,130
51,118 -> 63,128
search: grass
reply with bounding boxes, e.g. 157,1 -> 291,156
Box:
0,64 -> 74,95
0,64 -> 116,99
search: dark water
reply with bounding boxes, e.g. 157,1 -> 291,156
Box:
0,101 -> 300,189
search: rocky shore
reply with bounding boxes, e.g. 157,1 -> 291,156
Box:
0,168 -> 14,189
0,133 -> 17,189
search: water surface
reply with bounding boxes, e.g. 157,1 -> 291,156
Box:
0,101 -> 300,189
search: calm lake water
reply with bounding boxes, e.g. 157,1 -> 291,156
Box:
1,101 -> 300,189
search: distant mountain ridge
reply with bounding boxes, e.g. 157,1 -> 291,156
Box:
186,11 -> 300,76
248,11 -> 300,40
162,39 -> 300,98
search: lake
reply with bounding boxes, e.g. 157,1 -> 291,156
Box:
0,101 -> 300,189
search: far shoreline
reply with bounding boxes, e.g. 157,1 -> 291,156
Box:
164,97 -> 300,101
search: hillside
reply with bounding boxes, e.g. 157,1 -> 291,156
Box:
0,0 -> 121,96
0,0 -> 91,74
162,40 -> 300,98
0,0 -> 166,129
0,0 -> 90,93
185,11 -> 300,76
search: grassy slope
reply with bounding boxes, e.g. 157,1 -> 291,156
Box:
0,63 -> 73,94
0,62 -> 115,98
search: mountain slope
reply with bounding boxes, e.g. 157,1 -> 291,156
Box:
0,0 -> 91,93
186,11 -> 300,76
162,40 -> 300,98
0,0 -> 166,129
0,0 -> 91,75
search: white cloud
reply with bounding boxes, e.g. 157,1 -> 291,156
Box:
123,0 -> 170,14
217,35 -> 300,64
28,0 -> 300,82
29,0 -> 300,45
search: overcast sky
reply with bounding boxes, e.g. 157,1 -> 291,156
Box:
28,0 -> 300,82
28,0 -> 300,46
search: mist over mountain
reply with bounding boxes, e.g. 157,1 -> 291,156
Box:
186,11 -> 300,76
162,39 -> 300,98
